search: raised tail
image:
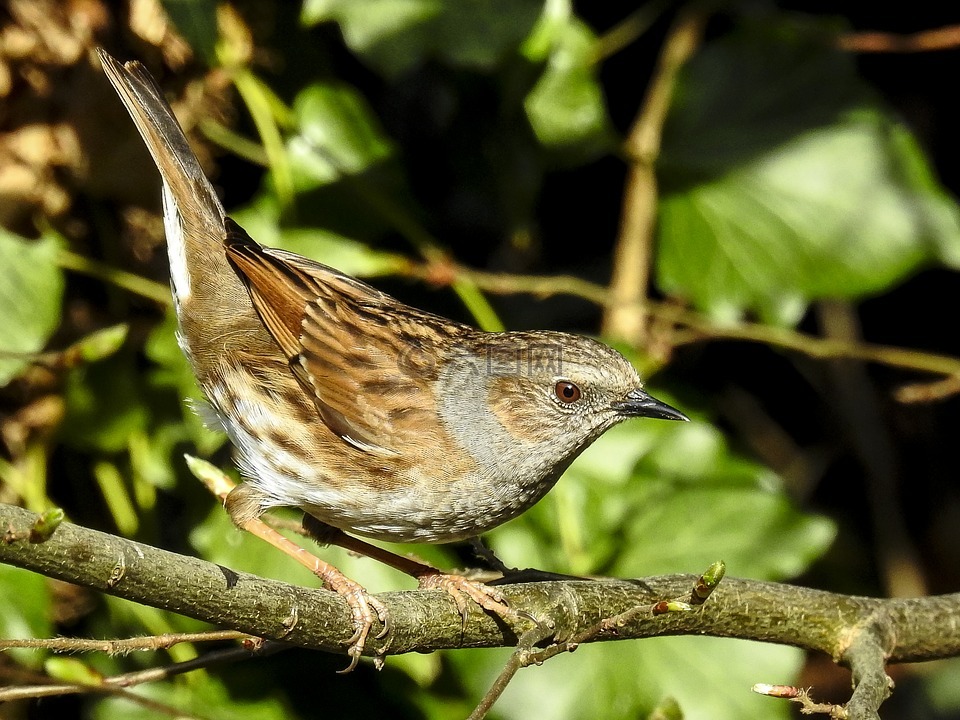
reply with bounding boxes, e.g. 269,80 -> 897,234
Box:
98,49 -> 263,362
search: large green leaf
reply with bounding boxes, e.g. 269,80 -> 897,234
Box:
277,81 -> 422,243
301,0 -> 542,77
446,637 -> 799,720
655,19 -> 960,325
612,485 -> 835,578
0,229 -> 64,386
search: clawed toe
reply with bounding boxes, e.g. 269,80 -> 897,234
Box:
418,572 -> 516,623
328,575 -> 391,672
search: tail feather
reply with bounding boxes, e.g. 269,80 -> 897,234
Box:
98,49 -> 268,368
98,49 -> 231,304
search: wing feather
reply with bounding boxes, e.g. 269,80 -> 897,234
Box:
223,218 -> 467,456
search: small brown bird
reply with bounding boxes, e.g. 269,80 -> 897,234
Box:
98,49 -> 687,667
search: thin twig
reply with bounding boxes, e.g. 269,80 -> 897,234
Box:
470,564 -> 726,719
58,228 -> 960,393
468,622 -> 558,720
0,640 -> 285,710
603,6 -> 706,344
592,0 -> 678,62
839,24 -> 960,53
0,630 -> 251,655
753,684 -> 849,718
56,249 -> 171,305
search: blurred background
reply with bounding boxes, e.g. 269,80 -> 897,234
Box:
1,1 -> 959,718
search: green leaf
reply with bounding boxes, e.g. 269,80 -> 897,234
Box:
612,485 -> 835,578
615,418 -> 834,579
446,637 -> 800,720
655,19 -> 960,324
0,229 -> 64,386
301,0 -> 439,76
288,82 -> 395,189
277,81 -> 425,244
0,565 -> 53,667
522,13 -> 614,159
66,323 -> 129,365
46,656 -> 103,685
239,82 -> 419,275
302,0 -> 542,77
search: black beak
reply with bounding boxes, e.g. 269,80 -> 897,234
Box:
612,388 -> 689,422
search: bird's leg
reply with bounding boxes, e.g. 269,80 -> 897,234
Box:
302,515 -> 516,622
467,536 -> 514,574
223,483 -> 389,672
468,536 -> 592,585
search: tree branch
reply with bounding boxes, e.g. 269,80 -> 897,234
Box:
2,502 -> 959,670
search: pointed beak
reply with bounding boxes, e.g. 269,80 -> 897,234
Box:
611,388 -> 689,422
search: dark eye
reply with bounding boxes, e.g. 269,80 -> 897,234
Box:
554,380 -> 582,403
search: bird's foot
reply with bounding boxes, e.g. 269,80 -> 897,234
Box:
317,566 -> 391,672
417,572 -> 515,622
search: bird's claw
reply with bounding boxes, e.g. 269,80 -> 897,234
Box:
418,572 -> 516,623
326,573 -> 391,673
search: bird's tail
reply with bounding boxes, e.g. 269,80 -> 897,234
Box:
97,49 -> 245,308
98,49 -> 261,359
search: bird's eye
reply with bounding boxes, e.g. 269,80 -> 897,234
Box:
554,380 -> 582,403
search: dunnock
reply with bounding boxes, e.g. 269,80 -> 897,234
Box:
98,50 -> 688,667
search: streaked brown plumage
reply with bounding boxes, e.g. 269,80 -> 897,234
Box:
98,49 -> 688,666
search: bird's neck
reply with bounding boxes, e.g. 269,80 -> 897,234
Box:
435,362 -> 578,517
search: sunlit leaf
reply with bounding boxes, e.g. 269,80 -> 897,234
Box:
287,82 -> 395,190
613,485 -> 835,578
0,565 -> 52,667
46,656 -> 103,685
656,19 -> 960,324
522,14 -> 614,159
446,637 -> 799,720
0,229 -> 64,386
